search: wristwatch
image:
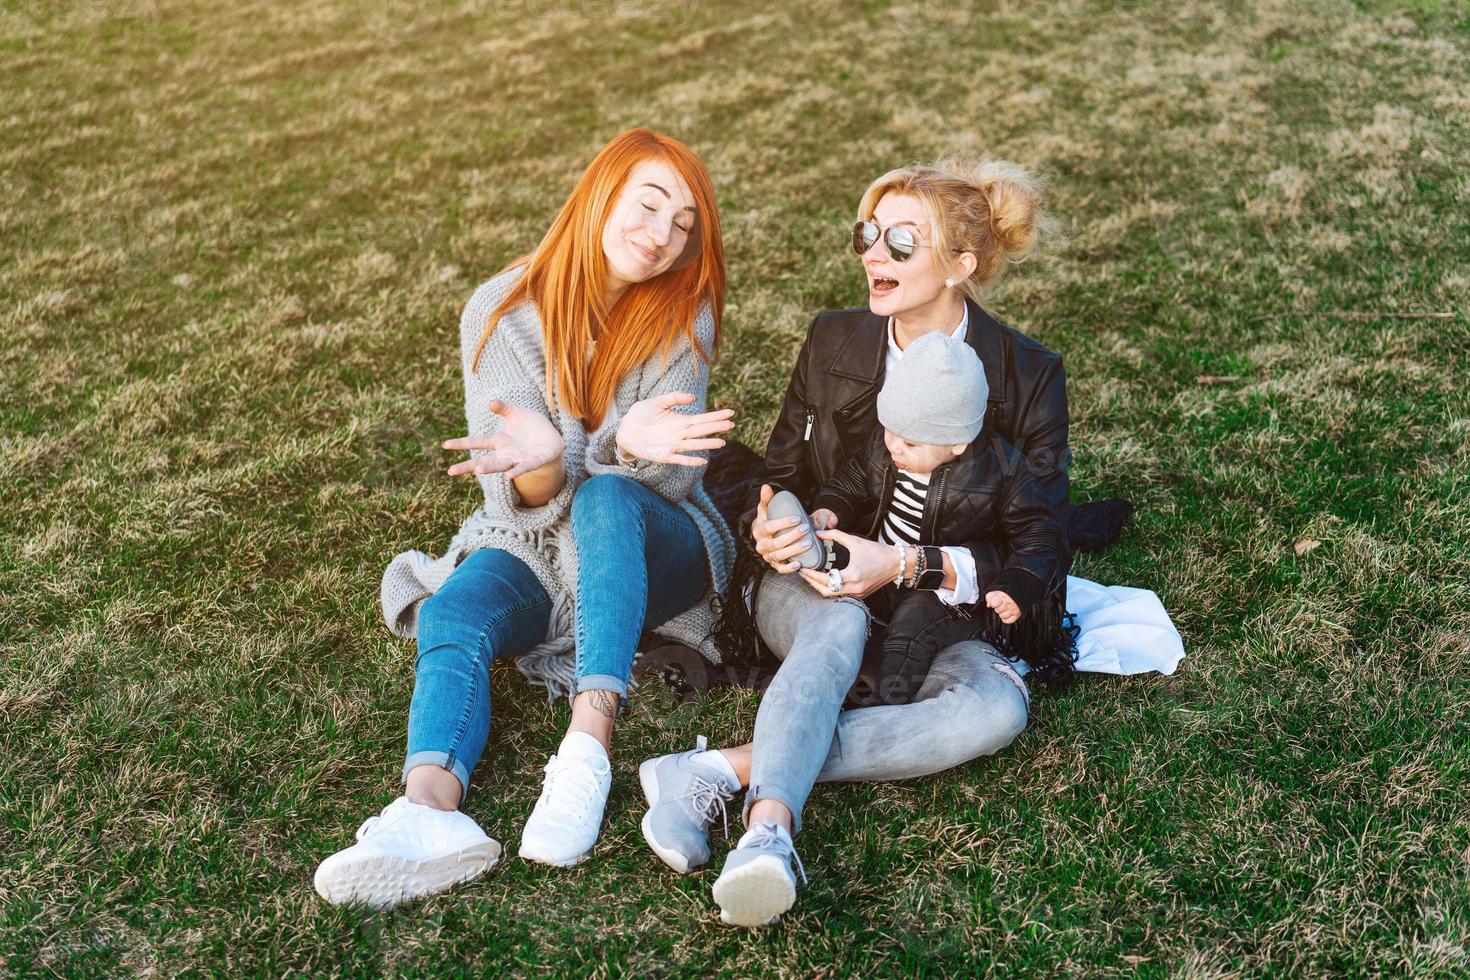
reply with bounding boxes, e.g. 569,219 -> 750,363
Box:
913,546 -> 946,591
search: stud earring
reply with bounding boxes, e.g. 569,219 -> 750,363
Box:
944,278 -> 954,288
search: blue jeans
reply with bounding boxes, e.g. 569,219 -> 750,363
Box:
403,474 -> 708,797
746,568 -> 1029,832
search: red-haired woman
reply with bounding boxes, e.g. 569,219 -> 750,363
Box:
313,130 -> 735,909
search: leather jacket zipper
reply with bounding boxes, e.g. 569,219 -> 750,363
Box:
921,464 -> 950,542
923,465 -> 968,616
803,407 -> 829,485
868,463 -> 897,539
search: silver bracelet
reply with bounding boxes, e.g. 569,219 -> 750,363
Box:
614,443 -> 643,469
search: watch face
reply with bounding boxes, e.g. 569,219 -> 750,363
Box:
916,547 -> 946,590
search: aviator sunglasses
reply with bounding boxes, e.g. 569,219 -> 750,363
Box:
851,220 -> 961,262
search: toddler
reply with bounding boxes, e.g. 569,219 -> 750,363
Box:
805,331 -> 1065,706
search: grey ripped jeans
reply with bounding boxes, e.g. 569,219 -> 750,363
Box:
745,568 -> 1030,832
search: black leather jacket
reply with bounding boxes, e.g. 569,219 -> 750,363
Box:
811,427 -> 1065,608
748,298 -> 1072,589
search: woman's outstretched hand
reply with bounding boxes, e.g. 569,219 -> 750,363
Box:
443,400 -> 566,479
615,391 -> 734,467
800,527 -> 895,599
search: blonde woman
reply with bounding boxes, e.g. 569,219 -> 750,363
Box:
638,159 -> 1071,928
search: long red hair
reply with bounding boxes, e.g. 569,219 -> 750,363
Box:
471,129 -> 725,429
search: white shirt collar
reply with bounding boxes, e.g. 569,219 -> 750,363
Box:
886,304 -> 969,361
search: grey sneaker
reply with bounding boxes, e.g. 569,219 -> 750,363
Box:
711,819 -> 808,927
638,736 -> 736,873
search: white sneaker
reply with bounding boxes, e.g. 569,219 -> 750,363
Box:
711,819 -> 807,927
313,797 -> 501,910
518,733 -> 612,867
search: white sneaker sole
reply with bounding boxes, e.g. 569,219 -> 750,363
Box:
313,839 -> 501,910
516,837 -> 593,868
638,757 -> 696,874
711,854 -> 795,928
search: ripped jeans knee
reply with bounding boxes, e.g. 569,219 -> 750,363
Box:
989,658 -> 1031,709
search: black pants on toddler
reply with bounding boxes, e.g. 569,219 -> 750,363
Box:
847,587 -> 989,708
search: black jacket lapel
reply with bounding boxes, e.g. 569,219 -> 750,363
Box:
964,297 -> 1009,419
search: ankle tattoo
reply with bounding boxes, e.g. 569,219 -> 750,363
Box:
587,689 -> 620,721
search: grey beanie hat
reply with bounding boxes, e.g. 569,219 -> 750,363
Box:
877,331 -> 988,445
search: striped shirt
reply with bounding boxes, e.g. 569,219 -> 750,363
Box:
879,469 -> 931,546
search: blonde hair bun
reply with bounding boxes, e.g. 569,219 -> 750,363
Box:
939,157 -> 1045,260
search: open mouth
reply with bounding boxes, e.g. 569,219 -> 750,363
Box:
870,277 -> 898,293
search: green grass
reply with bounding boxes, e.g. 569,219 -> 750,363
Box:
3,0 -> 1469,975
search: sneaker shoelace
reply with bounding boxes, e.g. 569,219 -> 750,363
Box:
537,754 -> 607,820
741,822 -> 808,885
681,776 -> 734,839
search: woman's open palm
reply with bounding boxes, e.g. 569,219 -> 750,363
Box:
616,391 -> 734,467
443,400 -> 565,479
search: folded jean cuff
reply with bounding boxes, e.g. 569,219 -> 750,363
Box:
744,781 -> 803,835
574,673 -> 629,699
402,750 -> 471,802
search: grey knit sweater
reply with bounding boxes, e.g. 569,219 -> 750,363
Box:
380,266 -> 735,700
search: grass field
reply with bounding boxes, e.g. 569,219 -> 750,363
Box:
4,0 -> 1470,975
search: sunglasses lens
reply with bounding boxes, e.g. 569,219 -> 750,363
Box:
853,221 -> 879,255
887,226 -> 916,261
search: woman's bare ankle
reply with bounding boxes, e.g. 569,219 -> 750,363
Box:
747,798 -> 794,835
404,765 -> 463,811
568,690 -> 620,754
718,744 -> 753,788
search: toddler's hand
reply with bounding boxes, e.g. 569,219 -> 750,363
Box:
985,590 -> 1021,624
809,508 -> 839,531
